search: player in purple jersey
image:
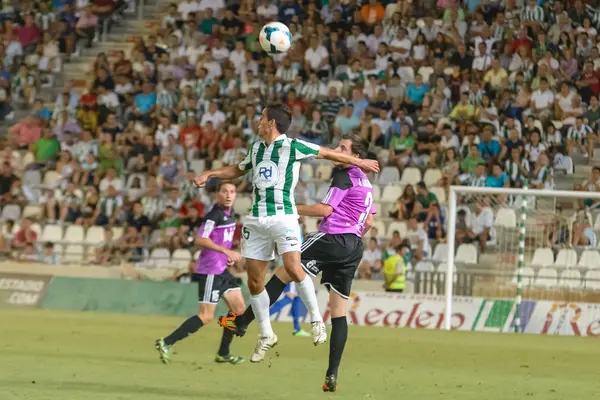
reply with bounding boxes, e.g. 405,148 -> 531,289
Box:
156,182 -> 247,365
219,135 -> 375,392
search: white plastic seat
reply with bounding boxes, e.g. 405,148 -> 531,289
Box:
112,227 -> 124,240
327,80 -> 343,94
531,248 -> 554,267
494,208 -> 517,228
63,244 -> 85,263
315,164 -> 333,180
371,220 -> 386,237
1,205 -> 21,221
85,226 -> 105,245
415,261 -> 435,272
432,243 -> 448,263
386,221 -> 407,238
31,223 -> 42,237
150,247 -> 172,266
378,166 -> 400,185
430,187 -> 446,205
23,170 -> 41,186
22,205 -> 42,219
512,267 -> 535,286
399,167 -> 422,186
585,270 -> 600,290
578,250 -> 600,269
172,249 -> 192,268
372,184 -> 381,202
64,225 -> 85,244
235,196 -> 252,215
43,171 -> 62,187
380,185 -> 403,203
300,163 -> 314,180
455,244 -> 478,264
189,159 -> 206,173
534,267 -> 558,287
212,160 -> 223,169
22,152 -> 35,168
417,66 -> 434,82
560,269 -> 582,288
423,169 -> 442,187
554,249 -> 578,268
41,225 -> 63,242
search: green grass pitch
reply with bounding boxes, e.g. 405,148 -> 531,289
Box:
1,308 -> 599,400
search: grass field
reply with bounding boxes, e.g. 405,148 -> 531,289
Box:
1,309 -> 599,400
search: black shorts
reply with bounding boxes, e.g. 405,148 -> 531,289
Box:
195,269 -> 240,304
300,232 -> 364,299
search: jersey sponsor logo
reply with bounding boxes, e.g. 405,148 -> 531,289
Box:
254,160 -> 280,189
223,228 -> 235,243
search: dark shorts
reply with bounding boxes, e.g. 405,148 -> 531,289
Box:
300,232 -> 364,299
195,269 -> 240,304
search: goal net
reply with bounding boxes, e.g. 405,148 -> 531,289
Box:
443,186 -> 600,337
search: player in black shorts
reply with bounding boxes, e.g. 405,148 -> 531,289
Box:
219,135 -> 375,392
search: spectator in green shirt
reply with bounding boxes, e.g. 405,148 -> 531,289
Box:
32,127 -> 60,163
389,124 -> 414,169
585,96 -> 600,129
160,206 -> 182,242
415,181 -> 440,226
461,145 -> 485,173
199,9 -> 218,35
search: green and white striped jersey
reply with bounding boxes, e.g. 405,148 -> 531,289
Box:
238,135 -> 320,217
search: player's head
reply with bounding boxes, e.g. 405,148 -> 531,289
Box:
259,103 -> 292,139
216,181 -> 237,208
335,134 -> 369,167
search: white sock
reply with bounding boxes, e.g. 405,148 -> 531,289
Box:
297,275 -> 323,323
250,290 -> 274,338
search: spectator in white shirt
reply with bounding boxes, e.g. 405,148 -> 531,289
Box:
257,0 -> 278,19
390,28 -> 412,61
99,168 -> 124,193
304,35 -> 330,77
222,137 -> 248,166
200,102 -> 226,129
358,238 -> 382,279
155,116 -> 179,149
529,77 -> 554,122
198,0 -> 224,13
177,0 -> 198,20
366,24 -> 388,54
406,217 -> 429,261
468,200 -> 494,252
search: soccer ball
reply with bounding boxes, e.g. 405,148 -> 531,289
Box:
259,22 -> 292,55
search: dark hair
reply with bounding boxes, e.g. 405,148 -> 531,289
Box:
265,103 -> 292,134
218,180 -> 236,191
341,134 -> 369,158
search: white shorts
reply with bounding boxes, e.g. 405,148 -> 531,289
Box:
241,215 -> 302,261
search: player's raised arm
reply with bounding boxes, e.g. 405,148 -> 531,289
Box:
193,150 -> 253,188
317,146 -> 380,173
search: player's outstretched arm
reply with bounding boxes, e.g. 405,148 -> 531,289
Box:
317,147 -> 380,173
193,164 -> 248,188
297,203 -> 333,218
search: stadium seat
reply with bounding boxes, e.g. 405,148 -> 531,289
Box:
126,173 -> 147,190
534,267 -> 558,287
193,250 -> 201,260
396,66 -> 415,83
22,152 -> 35,169
212,160 -> 223,169
436,263 -> 457,282
512,267 -> 535,286
112,227 -> 124,240
41,225 -> 63,242
494,208 -> 517,228
554,249 -> 578,268
455,244 -> 478,264
530,248 -> 554,267
64,225 -> 85,244
560,269 -> 582,288
150,248 -> 172,264
1,204 -> 21,221
378,167 -> 400,185
380,184 -> 403,203
371,220 -> 386,236
399,167 -> 422,186
372,184 -> 381,202
85,226 -> 105,245
432,243 -> 448,263
43,171 -> 62,188
189,159 -> 206,173
579,250 -> 600,269
430,187 -> 446,205
172,249 -> 192,268
386,221 -> 407,238
327,80 -> 344,94
423,169 -> 442,187
315,164 -> 333,180
585,270 -> 600,290
53,243 -> 64,257
236,196 -> 252,215
417,66 -> 434,82
415,261 -> 435,272
300,163 -> 314,180
22,205 -> 42,219
63,244 -> 86,263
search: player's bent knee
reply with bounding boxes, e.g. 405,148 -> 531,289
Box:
198,311 -> 214,324
281,252 -> 305,282
274,266 -> 293,285
247,276 -> 265,294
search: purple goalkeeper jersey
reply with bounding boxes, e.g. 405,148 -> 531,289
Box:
196,204 -> 236,275
318,165 -> 376,237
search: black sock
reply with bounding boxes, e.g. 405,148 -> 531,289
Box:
218,327 -> 234,356
326,317 -> 348,377
237,274 -> 287,326
164,315 -> 203,346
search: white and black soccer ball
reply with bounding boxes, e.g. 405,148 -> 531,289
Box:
259,22 -> 292,55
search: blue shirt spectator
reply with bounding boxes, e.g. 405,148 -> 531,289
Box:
135,85 -> 157,114
406,77 -> 429,104
486,165 -> 509,188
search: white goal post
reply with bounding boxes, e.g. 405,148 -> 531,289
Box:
444,186 -> 600,332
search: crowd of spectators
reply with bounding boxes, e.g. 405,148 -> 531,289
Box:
3,0 -> 600,279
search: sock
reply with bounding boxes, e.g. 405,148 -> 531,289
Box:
217,327 -> 234,356
326,316 -> 348,377
238,274 -> 286,326
164,315 -> 203,346
291,296 -> 303,333
297,275 -> 323,323
249,290 -> 274,338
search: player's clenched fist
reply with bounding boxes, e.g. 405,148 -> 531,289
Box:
193,172 -> 210,188
359,159 -> 380,173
